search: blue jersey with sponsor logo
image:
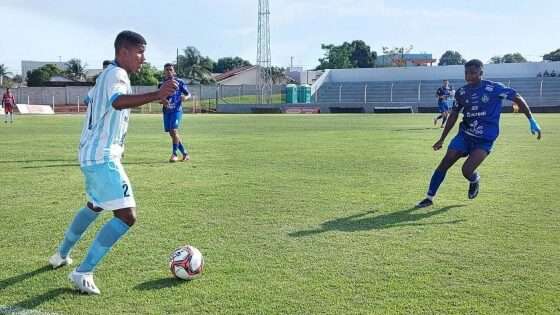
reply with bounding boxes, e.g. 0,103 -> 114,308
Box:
158,78 -> 190,113
453,80 -> 517,141
436,85 -> 453,100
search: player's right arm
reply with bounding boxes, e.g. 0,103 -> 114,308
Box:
433,110 -> 459,150
113,79 -> 177,110
433,92 -> 463,150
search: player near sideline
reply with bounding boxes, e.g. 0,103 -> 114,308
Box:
434,80 -> 454,128
416,59 -> 542,208
160,63 -> 191,162
48,30 -> 178,295
2,87 -> 16,123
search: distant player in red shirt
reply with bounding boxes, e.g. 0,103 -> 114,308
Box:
2,88 -> 16,123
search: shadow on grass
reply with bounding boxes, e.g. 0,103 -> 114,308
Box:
0,266 -> 51,291
0,159 -> 75,164
3,288 -> 78,311
134,277 -> 189,291
20,161 -> 171,169
288,205 -> 466,237
391,127 -> 435,132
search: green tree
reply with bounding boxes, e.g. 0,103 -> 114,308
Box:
0,64 -> 13,87
350,40 -> 376,68
269,66 -> 287,84
129,62 -> 162,86
438,50 -> 466,66
490,53 -> 527,64
543,49 -> 560,61
176,47 -> 215,84
65,58 -> 87,81
214,57 -> 252,73
316,40 -> 377,70
26,64 -> 63,86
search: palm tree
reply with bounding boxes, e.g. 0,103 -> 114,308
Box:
0,64 -> 13,86
177,47 -> 215,84
65,59 -> 87,81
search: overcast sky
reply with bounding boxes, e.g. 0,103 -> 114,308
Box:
1,0 -> 559,75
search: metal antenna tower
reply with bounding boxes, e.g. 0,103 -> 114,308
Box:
256,0 -> 272,104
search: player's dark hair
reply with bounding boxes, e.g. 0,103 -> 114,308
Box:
114,30 -> 146,52
102,60 -> 112,67
465,59 -> 484,69
164,63 -> 174,69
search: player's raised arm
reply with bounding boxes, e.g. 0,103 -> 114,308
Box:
511,95 -> 542,140
113,79 -> 177,110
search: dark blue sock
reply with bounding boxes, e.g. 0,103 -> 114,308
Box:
468,171 -> 480,183
172,143 -> 178,156
427,169 -> 447,198
177,142 -> 188,155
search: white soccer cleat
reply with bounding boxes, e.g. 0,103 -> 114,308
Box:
49,252 -> 73,269
69,269 -> 101,295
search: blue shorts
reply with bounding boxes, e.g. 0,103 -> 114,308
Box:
438,101 -> 450,113
163,111 -> 182,132
81,161 -> 135,210
448,132 -> 494,156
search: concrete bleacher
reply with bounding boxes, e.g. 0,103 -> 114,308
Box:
315,77 -> 560,112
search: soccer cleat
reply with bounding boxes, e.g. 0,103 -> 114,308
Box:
49,252 -> 73,269
169,155 -> 178,163
433,117 -> 438,126
69,269 -> 101,295
181,154 -> 190,162
415,198 -> 433,208
468,181 -> 479,199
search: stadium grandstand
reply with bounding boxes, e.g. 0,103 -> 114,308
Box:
313,61 -> 560,113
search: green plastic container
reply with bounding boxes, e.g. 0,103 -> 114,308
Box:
297,84 -> 311,103
285,84 -> 298,104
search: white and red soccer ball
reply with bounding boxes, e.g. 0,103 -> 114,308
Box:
169,245 -> 204,280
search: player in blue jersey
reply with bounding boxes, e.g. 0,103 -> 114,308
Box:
48,30 -> 177,295
160,63 -> 191,162
416,59 -> 542,208
434,80 -> 454,128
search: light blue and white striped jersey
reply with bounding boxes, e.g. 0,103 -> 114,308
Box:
78,63 -> 132,166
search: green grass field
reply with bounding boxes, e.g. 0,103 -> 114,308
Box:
0,114 -> 559,315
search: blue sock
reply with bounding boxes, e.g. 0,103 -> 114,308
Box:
427,169 -> 447,198
172,143 -> 178,156
58,207 -> 99,258
468,171 -> 480,183
76,217 -> 130,273
177,142 -> 188,155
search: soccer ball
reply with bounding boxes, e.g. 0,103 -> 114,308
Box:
169,245 -> 204,280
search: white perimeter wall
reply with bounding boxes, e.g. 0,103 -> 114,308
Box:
327,61 -> 560,82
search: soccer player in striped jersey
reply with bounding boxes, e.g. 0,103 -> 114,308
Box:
48,30 -> 177,295
416,59 -> 542,208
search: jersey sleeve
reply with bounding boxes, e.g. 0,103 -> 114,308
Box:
84,88 -> 94,105
494,82 -> 518,101
107,68 -> 130,107
452,88 -> 465,112
436,88 -> 443,97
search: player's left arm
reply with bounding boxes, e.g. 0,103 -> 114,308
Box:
512,94 -> 542,140
181,82 -> 191,101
